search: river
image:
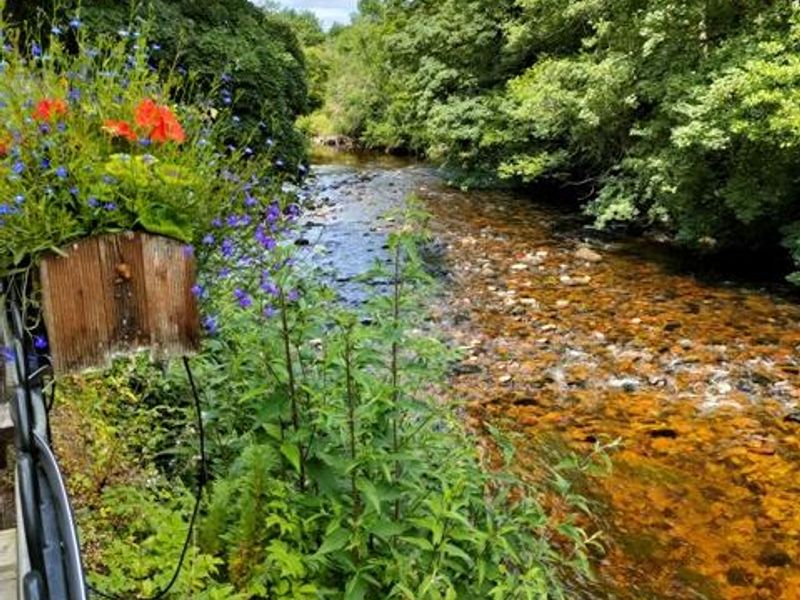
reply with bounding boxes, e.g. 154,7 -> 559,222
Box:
302,148 -> 800,600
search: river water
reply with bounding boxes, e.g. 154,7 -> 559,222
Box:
303,149 -> 800,599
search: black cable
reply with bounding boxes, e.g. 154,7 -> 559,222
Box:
87,356 -> 208,600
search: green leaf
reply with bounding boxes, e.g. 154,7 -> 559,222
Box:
280,442 -> 301,473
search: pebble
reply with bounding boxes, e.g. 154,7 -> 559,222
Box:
575,247 -> 603,263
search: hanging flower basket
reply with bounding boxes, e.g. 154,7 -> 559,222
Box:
39,231 -> 199,375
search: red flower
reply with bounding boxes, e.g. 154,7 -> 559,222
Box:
33,98 -> 68,121
135,98 -> 185,144
102,119 -> 138,142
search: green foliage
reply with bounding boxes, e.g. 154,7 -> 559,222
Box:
313,0 -> 800,280
179,200 -> 599,598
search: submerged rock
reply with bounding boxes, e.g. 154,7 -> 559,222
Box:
575,246 -> 603,263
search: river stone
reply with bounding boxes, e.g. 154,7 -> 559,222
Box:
758,547 -> 792,568
575,247 -> 603,262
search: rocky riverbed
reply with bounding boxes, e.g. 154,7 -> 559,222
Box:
305,148 -> 800,599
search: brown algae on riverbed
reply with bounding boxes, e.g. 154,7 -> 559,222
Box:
421,185 -> 800,599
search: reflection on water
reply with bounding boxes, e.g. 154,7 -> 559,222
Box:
306,150 -> 800,599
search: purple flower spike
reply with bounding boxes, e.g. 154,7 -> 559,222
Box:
234,288 -> 252,308
221,238 -> 235,258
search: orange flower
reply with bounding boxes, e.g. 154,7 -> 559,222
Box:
135,98 -> 185,144
102,119 -> 138,142
33,98 -> 68,121
134,98 -> 160,129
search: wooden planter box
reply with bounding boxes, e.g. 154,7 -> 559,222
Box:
39,232 -> 200,375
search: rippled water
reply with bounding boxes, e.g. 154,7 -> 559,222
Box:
305,149 -> 800,599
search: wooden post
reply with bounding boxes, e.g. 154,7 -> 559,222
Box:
39,232 -> 200,375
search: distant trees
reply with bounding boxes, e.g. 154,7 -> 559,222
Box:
313,0 -> 800,281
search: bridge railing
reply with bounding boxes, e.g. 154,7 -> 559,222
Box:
2,290 -> 87,600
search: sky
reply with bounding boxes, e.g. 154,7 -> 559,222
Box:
272,1 -> 358,28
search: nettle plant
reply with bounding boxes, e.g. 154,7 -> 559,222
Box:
0,16 -> 274,277
167,201 -> 599,599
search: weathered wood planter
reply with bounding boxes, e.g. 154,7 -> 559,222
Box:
39,232 -> 200,375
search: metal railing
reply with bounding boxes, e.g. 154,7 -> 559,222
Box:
2,290 -> 87,600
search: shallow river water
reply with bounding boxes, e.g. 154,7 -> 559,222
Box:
304,149 -> 800,599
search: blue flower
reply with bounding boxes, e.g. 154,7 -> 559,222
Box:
221,238 -> 234,257
244,193 -> 257,208
211,218 -> 223,228
12,161 -> 24,175
151,43 -> 161,51
14,194 -> 24,204
202,233 -> 215,246
31,43 -> 42,58
55,166 -> 68,179
139,138 -> 152,147
40,158 -> 51,170
68,88 -> 81,103
255,225 -> 276,250
88,197 -> 100,208
0,204 -> 17,216
260,277 -> 279,297
226,214 -> 241,228
51,26 -> 63,36
191,284 -> 205,298
234,288 -> 252,308
33,335 -> 47,351
263,306 -> 276,319
69,18 -> 82,29
183,245 -> 195,258
203,315 -> 218,335
104,202 -> 117,211
287,289 -> 300,302
39,123 -> 51,134
57,122 -> 66,132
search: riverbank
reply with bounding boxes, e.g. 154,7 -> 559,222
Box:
305,151 -> 800,599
